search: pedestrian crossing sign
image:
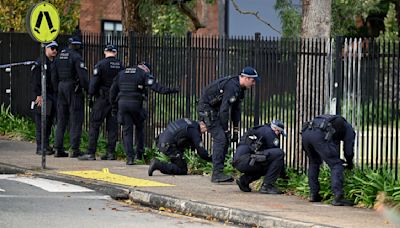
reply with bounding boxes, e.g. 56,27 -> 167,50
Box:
26,2 -> 60,43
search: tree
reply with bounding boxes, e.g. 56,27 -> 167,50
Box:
121,0 -> 209,35
0,0 -> 80,33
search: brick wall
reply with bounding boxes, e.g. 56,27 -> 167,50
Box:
79,0 -> 122,33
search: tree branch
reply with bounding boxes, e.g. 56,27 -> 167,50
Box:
230,0 -> 281,35
177,2 -> 205,30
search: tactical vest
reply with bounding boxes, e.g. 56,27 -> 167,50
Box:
163,118 -> 196,148
204,76 -> 236,107
118,67 -> 144,100
102,59 -> 122,88
57,50 -> 75,81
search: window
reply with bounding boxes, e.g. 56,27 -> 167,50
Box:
102,20 -> 122,36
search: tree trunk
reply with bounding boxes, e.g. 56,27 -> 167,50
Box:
121,0 -> 150,33
295,0 -> 332,169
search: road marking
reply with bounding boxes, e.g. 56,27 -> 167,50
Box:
0,188 -> 4,192
0,195 -> 111,200
59,168 -> 174,187
0,175 -> 94,192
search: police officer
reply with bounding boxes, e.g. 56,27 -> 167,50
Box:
52,36 -> 89,158
197,66 -> 259,183
109,62 -> 178,165
233,120 -> 285,194
31,41 -> 58,155
302,114 -> 355,206
148,118 -> 211,176
78,45 -> 123,161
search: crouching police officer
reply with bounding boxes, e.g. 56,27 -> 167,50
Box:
233,120 -> 285,194
78,44 -> 123,161
52,36 -> 89,158
110,62 -> 178,165
148,118 -> 211,176
302,114 -> 355,206
197,66 -> 259,183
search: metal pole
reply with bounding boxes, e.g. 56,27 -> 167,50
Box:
40,43 -> 46,169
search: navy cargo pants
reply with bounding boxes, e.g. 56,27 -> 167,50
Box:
302,128 -> 344,197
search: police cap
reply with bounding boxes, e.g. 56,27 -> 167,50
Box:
68,36 -> 82,45
271,119 -> 287,137
104,44 -> 117,52
45,41 -> 58,49
241,66 -> 260,81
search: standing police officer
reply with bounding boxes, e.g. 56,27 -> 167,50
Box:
109,62 -> 178,165
197,66 -> 259,183
148,118 -> 211,176
78,45 -> 123,161
233,120 -> 286,194
31,41 -> 58,155
302,114 -> 355,206
52,36 -> 89,158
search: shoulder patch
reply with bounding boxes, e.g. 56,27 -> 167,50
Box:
229,96 -> 237,103
93,68 -> 98,75
273,138 -> 280,146
80,62 -> 87,69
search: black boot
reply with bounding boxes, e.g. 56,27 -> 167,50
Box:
309,193 -> 322,202
126,157 -> 134,165
211,171 -> 233,183
148,159 -> 161,176
54,149 -> 69,158
259,184 -> 283,194
70,150 -> 83,158
36,148 -> 54,156
236,177 -> 251,192
78,153 -> 96,161
101,153 -> 116,160
332,195 -> 354,206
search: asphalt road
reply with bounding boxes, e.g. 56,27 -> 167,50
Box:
0,174 -> 236,228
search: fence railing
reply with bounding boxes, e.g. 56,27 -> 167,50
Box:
0,32 -> 398,178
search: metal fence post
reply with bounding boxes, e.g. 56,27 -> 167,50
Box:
254,32 -> 261,126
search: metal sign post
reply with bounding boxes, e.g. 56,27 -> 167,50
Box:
26,2 -> 60,169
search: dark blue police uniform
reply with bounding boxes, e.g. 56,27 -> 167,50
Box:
31,43 -> 58,155
52,37 -> 89,158
79,45 -> 123,160
233,124 -> 284,193
197,76 -> 245,182
110,65 -> 178,165
302,114 -> 355,206
148,118 -> 211,176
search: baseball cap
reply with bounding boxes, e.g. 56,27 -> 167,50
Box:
241,66 -> 260,81
104,44 -> 117,52
271,119 -> 287,137
45,41 -> 58,49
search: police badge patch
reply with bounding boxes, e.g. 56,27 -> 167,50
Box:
93,68 -> 98,75
273,138 -> 280,146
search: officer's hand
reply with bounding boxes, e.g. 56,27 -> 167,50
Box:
87,96 -> 93,108
231,131 -> 239,143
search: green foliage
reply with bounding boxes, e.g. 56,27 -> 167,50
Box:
0,0 -> 79,33
151,3 -> 190,36
276,165 -> 400,208
378,3 -> 399,40
274,0 -> 301,38
0,104 -> 36,141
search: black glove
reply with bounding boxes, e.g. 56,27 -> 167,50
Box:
87,96 -> 93,108
231,131 -> 239,143
173,87 -> 180,93
346,162 -> 354,170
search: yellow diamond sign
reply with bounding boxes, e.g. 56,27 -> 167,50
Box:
26,2 -> 60,43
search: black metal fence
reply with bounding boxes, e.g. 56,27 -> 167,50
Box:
0,32 -> 398,178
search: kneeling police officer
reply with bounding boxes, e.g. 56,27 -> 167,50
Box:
148,118 -> 211,176
233,120 -> 286,194
302,114 -> 355,206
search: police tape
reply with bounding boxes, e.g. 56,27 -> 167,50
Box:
0,61 -> 35,69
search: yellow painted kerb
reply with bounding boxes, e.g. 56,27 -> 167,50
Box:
59,169 -> 174,187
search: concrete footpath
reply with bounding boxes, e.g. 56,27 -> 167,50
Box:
0,139 -> 396,228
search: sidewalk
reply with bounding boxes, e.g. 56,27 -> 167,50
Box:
0,138 -> 395,228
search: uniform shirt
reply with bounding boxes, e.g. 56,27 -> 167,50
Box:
52,48 -> 89,92
89,56 -> 123,96
31,56 -> 55,96
236,124 -> 280,157
315,115 -> 355,162
109,66 -> 178,105
199,76 -> 245,131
